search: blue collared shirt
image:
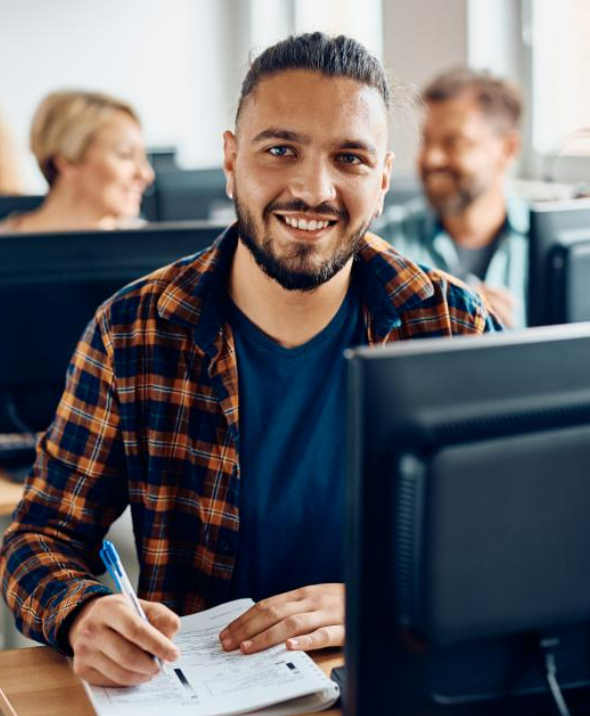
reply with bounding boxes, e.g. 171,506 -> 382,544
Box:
375,197 -> 530,328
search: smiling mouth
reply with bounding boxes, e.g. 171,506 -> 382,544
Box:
274,213 -> 338,235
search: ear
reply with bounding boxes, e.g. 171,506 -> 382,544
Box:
374,151 -> 395,218
52,154 -> 78,180
502,130 -> 521,166
223,130 -> 238,199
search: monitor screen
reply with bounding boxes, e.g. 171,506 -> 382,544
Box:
528,198 -> 590,326
154,167 -> 235,222
0,222 -> 225,433
345,325 -> 590,716
0,194 -> 44,220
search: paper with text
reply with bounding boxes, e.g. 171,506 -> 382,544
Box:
83,598 -> 340,716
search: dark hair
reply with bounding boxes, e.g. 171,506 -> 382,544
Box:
236,32 -> 391,122
423,67 -> 522,133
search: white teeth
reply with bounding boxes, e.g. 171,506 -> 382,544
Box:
281,216 -> 331,231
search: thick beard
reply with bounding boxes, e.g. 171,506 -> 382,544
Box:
234,192 -> 370,292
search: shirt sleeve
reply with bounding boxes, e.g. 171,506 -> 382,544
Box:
0,310 -> 128,653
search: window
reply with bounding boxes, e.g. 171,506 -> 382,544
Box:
529,0 -> 590,157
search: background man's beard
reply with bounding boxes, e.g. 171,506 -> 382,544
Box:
423,172 -> 487,217
234,193 -> 370,292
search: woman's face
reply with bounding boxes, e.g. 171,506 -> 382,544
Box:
71,111 -> 154,219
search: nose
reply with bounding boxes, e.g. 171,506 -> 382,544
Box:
288,155 -> 337,208
137,156 -> 155,187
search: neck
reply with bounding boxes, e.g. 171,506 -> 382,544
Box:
228,239 -> 353,349
17,183 -> 118,232
441,186 -> 507,250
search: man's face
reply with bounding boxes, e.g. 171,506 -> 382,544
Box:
418,96 -> 517,216
223,69 -> 393,291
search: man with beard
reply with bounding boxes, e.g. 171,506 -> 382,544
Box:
0,34 -> 499,687
377,68 -> 527,328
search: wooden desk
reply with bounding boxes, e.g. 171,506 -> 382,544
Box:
0,472 -> 23,518
0,646 -> 344,716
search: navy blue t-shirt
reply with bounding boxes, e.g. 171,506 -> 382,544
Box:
229,281 -> 365,601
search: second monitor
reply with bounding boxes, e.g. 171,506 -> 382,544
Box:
0,222 -> 224,434
528,198 -> 590,326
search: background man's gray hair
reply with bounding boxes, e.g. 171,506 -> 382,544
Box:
423,67 -> 523,133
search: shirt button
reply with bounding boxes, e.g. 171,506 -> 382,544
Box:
220,540 -> 231,553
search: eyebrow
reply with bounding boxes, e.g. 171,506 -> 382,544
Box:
251,129 -> 378,158
339,140 -> 378,159
252,129 -> 309,144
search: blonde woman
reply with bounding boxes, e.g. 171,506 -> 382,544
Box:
1,90 -> 154,232
0,107 -> 24,195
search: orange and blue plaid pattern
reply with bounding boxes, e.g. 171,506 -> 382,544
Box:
0,225 -> 500,652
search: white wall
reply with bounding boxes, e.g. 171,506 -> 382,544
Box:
382,0 -> 469,176
0,0 -> 240,192
1,0 -> 532,192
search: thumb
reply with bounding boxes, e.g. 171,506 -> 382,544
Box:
141,600 -> 182,640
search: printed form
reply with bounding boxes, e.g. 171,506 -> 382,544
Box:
84,598 -> 340,716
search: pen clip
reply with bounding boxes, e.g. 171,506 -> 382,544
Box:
100,539 -> 123,589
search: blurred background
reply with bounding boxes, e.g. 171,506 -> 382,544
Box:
1,0 -> 589,196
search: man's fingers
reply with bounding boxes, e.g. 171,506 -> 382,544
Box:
78,667 -> 120,688
142,600 -> 182,640
86,650 -> 155,687
483,285 -> 516,304
73,649 -> 154,688
69,595 -> 182,686
99,628 -> 161,676
287,625 -> 345,651
480,289 -> 516,328
488,300 -> 514,328
113,608 -> 180,662
479,284 -> 518,326
221,593 -> 308,649
219,584 -> 345,655
238,611 -> 325,654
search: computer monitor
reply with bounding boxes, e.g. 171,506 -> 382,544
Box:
0,192 -> 160,224
528,198 -> 590,326
0,222 -> 225,434
0,194 -> 44,220
345,325 -> 590,716
153,167 -> 235,222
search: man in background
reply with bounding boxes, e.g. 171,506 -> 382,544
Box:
377,68 -> 527,328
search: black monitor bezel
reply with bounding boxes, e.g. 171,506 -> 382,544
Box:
345,326 -> 590,716
528,198 -> 590,326
0,222 -> 225,432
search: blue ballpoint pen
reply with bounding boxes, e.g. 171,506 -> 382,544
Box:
99,539 -> 167,674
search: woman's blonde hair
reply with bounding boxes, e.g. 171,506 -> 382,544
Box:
30,90 -> 141,187
0,108 -> 23,194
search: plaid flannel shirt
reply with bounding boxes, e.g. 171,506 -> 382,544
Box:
0,224 -> 500,652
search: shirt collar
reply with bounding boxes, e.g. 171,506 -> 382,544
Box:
427,195 -> 530,242
157,224 -> 436,349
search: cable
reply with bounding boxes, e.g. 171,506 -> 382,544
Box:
539,637 -> 572,716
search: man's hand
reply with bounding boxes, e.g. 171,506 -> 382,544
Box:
219,584 -> 344,655
69,594 -> 181,687
477,283 -> 518,329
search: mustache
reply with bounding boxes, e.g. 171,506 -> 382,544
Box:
264,199 -> 348,222
422,169 -> 461,182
